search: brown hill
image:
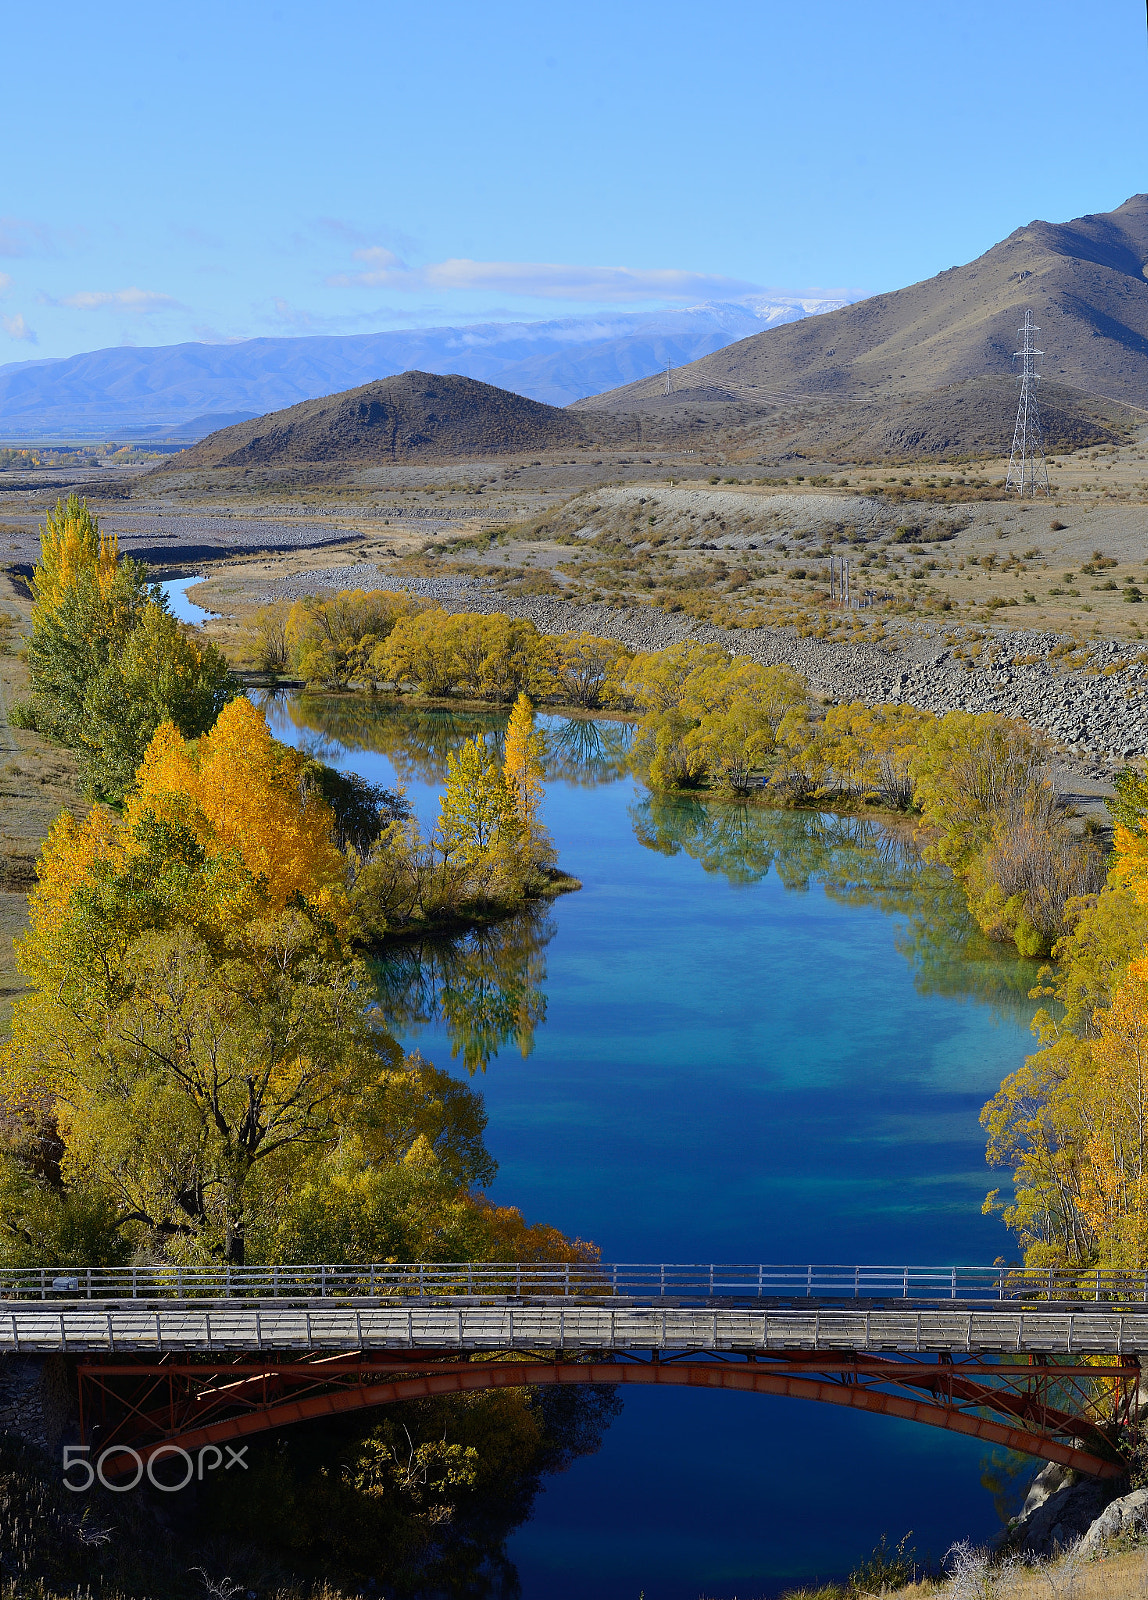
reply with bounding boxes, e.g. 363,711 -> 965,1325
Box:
576,195 -> 1148,412
557,375 -> 1139,465
176,371 -> 604,466
757,376 -> 1139,463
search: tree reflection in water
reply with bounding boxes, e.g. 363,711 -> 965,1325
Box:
260,692 -> 1039,1058
542,716 -> 632,787
257,692 -> 632,790
258,692 -> 505,786
371,905 -> 555,1074
630,795 -> 1038,1023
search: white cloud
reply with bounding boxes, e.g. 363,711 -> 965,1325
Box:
54,286 -> 181,313
0,273 -> 11,295
327,251 -> 764,303
2,313 -> 37,342
342,246 -> 405,274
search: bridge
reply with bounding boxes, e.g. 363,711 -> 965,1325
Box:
8,1262 -> 1147,1483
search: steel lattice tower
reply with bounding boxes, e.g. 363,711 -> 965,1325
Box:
663,360 -> 674,396
1005,309 -> 1050,495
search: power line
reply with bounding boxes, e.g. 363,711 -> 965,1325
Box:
1005,308 -> 1050,497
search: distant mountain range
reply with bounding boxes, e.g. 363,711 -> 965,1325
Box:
0,295 -> 857,438
578,196 -> 1148,412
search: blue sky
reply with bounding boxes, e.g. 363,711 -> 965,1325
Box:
2,0 -> 1144,362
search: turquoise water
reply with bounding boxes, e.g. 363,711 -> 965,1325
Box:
260,693 -> 1041,1599
159,575 -> 219,625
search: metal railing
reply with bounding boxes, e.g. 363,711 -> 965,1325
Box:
7,1262 -> 1148,1305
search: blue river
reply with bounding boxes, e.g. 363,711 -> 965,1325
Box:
259,693 -> 1040,1600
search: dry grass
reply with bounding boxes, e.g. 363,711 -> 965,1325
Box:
776,1543 -> 1148,1600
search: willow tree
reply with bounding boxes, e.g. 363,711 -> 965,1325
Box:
0,700 -> 491,1265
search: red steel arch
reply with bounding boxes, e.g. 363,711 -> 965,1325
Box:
86,1358 -> 1130,1480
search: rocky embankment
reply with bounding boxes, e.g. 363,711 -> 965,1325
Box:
1004,1462 -> 1148,1559
273,565 -> 1146,777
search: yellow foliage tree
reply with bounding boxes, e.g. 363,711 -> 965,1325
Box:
809,702 -> 932,808
502,693 -> 550,863
549,633 -> 631,707
437,735 -> 523,902
0,698 -> 521,1265
127,696 -> 348,926
982,786 -> 1148,1274
285,589 -> 423,686
30,494 -> 119,623
381,610 -> 464,696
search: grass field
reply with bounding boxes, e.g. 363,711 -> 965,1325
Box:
775,1542 -> 1148,1600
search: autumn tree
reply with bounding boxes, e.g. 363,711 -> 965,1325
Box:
437,735 -> 523,902
30,494 -> 118,621
241,598 -> 292,672
550,632 -> 631,708
1,699 -> 451,1264
912,711 -> 1104,955
804,702 -> 932,809
284,589 -> 424,686
382,610 -> 465,696
625,649 -> 809,795
22,494 -> 237,800
502,693 -> 553,867
981,767 -> 1148,1275
0,679 -> 589,1286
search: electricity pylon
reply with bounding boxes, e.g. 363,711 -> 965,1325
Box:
1005,308 -> 1050,496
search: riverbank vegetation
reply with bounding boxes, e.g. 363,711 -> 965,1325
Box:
10,520 -> 573,944
0,693 -> 584,1269
243,588 -> 632,706
778,1538 -> 1148,1599
11,495 -> 238,801
618,639 -> 1106,959
0,524 -> 611,1597
1,695 -> 571,1252
982,765 -> 1148,1277
240,591 -> 1105,956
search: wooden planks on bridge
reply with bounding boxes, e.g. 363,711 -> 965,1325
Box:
3,1301 -> 1147,1356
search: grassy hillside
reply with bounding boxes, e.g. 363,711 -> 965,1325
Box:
578,195 -> 1148,410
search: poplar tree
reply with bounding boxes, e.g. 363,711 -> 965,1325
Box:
502,693 -> 548,860
437,735 -> 522,901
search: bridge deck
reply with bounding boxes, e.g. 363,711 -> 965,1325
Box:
10,1299 -> 1148,1355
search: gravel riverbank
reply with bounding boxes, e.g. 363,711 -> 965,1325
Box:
256,565 -> 1146,780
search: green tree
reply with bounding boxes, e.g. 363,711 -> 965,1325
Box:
437,735 -> 523,901
81,602 -> 237,799
24,500 -> 238,800
25,556 -> 152,749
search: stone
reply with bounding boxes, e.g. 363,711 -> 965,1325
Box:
1001,1462 -> 1119,1558
1078,1487 -> 1148,1554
